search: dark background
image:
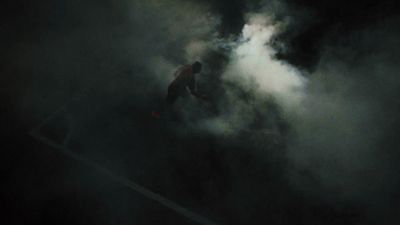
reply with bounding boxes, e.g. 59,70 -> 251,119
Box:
2,0 -> 400,224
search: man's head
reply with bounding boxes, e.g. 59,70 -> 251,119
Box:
192,61 -> 202,74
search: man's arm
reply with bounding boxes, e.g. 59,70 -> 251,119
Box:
188,76 -> 207,100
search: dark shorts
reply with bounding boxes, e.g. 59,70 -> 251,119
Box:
166,84 -> 187,105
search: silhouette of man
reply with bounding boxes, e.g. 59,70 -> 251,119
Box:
166,61 -> 207,106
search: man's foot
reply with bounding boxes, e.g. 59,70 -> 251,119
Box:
151,111 -> 161,119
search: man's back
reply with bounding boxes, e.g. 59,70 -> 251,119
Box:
170,65 -> 195,90
166,61 -> 204,106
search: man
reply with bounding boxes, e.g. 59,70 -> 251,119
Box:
151,61 -> 207,119
166,61 -> 207,106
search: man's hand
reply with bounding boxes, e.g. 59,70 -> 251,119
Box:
196,94 -> 209,102
190,90 -> 207,101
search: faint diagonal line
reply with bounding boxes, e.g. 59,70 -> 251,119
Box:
29,67 -> 220,225
31,105 -> 68,133
30,130 -> 220,225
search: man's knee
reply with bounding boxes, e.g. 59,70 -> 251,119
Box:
166,95 -> 176,105
166,89 -> 179,105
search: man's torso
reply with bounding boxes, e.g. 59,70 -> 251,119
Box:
170,65 -> 194,91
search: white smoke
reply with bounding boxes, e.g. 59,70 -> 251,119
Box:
197,14 -> 308,136
223,14 -> 307,112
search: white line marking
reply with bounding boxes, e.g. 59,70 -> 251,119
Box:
30,130 -> 220,225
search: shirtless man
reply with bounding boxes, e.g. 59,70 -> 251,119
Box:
166,61 -> 207,106
151,61 -> 207,119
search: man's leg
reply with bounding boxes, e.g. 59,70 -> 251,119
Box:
166,86 -> 180,107
152,85 -> 182,119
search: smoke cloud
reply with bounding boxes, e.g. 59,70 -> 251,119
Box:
223,13 -> 306,110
